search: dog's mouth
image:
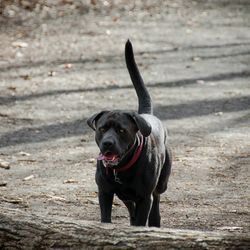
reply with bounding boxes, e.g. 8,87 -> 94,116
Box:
97,152 -> 120,166
97,139 -> 139,167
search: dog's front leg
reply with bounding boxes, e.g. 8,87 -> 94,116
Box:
135,195 -> 152,226
123,200 -> 136,226
98,190 -> 114,223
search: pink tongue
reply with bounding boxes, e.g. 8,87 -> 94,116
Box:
97,154 -> 119,161
97,154 -> 106,160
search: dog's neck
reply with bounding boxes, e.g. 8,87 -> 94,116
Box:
105,134 -> 144,173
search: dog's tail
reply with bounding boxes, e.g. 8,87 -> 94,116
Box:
125,40 -> 153,115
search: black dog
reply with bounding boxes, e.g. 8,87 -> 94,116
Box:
87,40 -> 172,227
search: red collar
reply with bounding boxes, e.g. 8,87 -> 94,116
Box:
114,136 -> 144,173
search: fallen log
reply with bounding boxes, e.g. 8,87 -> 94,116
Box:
0,206 -> 249,249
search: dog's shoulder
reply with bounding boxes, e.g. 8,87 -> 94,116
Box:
140,114 -> 166,140
140,114 -> 168,159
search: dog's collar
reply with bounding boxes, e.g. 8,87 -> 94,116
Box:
104,135 -> 144,174
115,135 -> 144,173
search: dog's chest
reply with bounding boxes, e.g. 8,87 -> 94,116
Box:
112,175 -> 145,202
115,186 -> 139,202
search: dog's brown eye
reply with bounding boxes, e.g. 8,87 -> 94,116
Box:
99,127 -> 106,133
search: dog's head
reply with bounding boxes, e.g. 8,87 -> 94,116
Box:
87,110 -> 151,166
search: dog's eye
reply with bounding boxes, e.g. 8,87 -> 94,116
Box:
99,127 -> 106,133
119,129 -> 125,133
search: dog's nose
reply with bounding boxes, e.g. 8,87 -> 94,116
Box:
103,139 -> 114,148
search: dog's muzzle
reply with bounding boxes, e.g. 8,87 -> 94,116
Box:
97,153 -> 120,166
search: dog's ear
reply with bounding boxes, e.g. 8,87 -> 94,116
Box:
128,112 -> 152,137
87,111 -> 108,130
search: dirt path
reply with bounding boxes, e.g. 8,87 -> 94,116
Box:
0,1 -> 250,233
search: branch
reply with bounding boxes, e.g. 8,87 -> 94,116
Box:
0,206 -> 249,249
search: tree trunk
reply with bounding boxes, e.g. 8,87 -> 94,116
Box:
0,206 -> 249,250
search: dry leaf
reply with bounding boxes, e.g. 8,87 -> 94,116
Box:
0,181 -> 7,187
63,179 -> 78,184
214,112 -> 223,116
1,196 -> 24,204
192,57 -> 201,61
196,80 -> 205,84
0,159 -> 10,169
12,41 -> 28,48
48,71 -> 56,76
18,151 -> 31,156
47,195 -> 66,202
64,63 -> 73,69
23,175 -> 34,181
91,0 -> 97,5
88,158 -> 95,163
20,74 -> 31,80
86,198 -> 98,205
7,86 -> 17,91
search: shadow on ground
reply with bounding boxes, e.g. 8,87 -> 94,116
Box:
0,95 -> 249,148
1,70 -> 250,106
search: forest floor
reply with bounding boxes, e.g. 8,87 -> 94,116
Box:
0,0 -> 249,233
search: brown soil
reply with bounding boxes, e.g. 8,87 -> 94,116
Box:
0,0 -> 249,234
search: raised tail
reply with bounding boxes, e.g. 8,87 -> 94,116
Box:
125,40 -> 153,115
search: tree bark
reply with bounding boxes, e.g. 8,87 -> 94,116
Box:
0,206 -> 249,250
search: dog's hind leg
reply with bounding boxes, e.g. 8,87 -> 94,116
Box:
148,192 -> 161,227
156,146 -> 172,194
135,196 -> 152,226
